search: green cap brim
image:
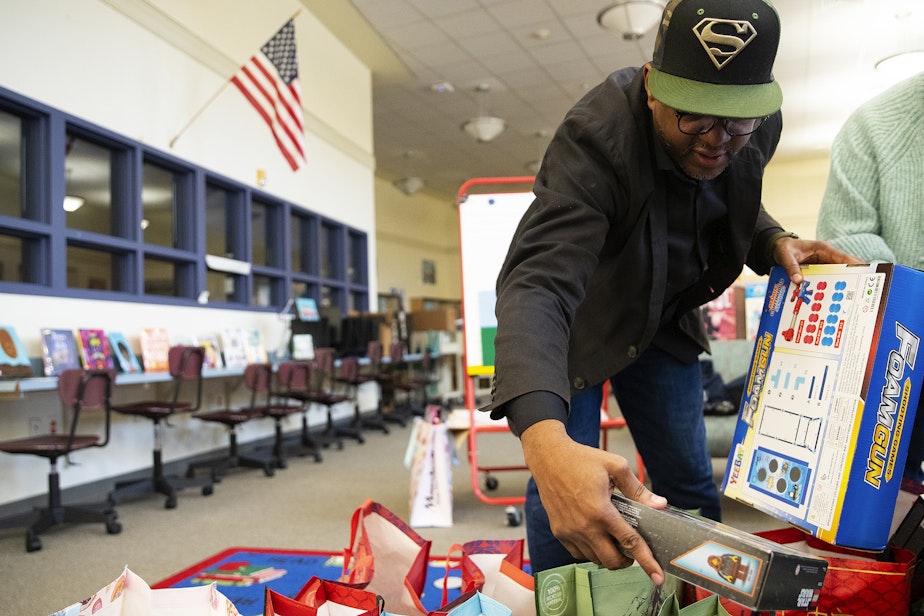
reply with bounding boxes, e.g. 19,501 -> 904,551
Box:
648,66 -> 783,118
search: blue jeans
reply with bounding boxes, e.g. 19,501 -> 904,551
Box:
525,345 -> 721,572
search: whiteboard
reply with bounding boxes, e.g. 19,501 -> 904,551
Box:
459,189 -> 534,376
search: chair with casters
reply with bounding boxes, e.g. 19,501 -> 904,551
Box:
107,345 -> 214,509
388,342 -> 437,417
308,347 -> 364,445
366,340 -> 408,428
273,360 -> 327,462
185,363 -> 276,482
0,369 -> 121,552
335,355 -> 388,435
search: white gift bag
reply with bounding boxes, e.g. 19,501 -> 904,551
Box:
407,406 -> 453,528
51,566 -> 240,616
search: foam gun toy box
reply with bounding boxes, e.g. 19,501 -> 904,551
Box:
722,263 -> 924,550
611,494 -> 828,611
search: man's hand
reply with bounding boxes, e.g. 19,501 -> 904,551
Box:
772,236 -> 864,284
521,419 -> 666,584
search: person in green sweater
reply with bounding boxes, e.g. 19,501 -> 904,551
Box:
817,71 -> 924,493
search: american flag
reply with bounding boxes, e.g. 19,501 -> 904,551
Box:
232,20 -> 307,171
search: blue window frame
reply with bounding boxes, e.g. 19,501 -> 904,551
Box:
0,85 -> 368,314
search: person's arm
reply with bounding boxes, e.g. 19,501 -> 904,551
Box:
521,419 -> 666,582
816,115 -> 896,262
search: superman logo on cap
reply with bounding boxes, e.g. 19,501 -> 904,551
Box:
693,19 -> 758,70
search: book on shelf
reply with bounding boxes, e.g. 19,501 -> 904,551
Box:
244,329 -> 268,364
40,328 -> 81,377
108,331 -> 142,373
0,325 -> 34,378
291,333 -> 314,360
139,327 -> 171,373
77,328 -> 115,370
220,327 -> 249,369
197,333 -> 224,371
295,297 -> 320,321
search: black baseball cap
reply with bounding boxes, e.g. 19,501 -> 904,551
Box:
648,0 -> 783,118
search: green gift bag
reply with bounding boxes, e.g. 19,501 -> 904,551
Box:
536,564 -> 727,616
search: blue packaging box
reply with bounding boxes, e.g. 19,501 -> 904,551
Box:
722,263 -> 924,550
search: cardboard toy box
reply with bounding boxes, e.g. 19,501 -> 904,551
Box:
722,263 -> 924,550
611,494 -> 828,611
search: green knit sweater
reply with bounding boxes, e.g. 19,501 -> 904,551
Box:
816,73 -> 924,270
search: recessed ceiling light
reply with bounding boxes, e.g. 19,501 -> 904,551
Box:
531,28 -> 551,40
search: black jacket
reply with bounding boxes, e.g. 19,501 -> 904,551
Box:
486,67 -> 783,426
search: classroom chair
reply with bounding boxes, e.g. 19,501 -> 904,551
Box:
185,363 -> 276,482
0,369 -> 121,552
335,355 -> 389,435
308,347 -> 364,445
107,345 -> 214,509
274,360 -> 328,461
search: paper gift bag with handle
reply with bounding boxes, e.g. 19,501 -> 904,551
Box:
407,407 -> 453,528
51,566 -> 240,616
444,539 -> 535,616
428,590 -> 512,616
687,527 -> 916,616
264,577 -> 384,616
340,499 -> 431,616
535,562 -> 687,616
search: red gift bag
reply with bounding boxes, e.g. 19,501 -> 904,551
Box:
340,499 -> 431,616
444,539 -> 535,615
689,527 -> 916,616
264,577 -> 384,616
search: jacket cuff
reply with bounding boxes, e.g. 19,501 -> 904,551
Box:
497,390 -> 568,437
763,229 -> 799,265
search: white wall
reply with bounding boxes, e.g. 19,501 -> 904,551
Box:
0,0 -> 376,506
374,177 -> 463,303
762,153 -> 832,241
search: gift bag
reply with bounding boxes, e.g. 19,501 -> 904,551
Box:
340,499 -> 431,616
264,577 -> 384,616
428,590 -> 512,616
535,562 -> 685,616
52,566 -> 240,616
445,539 -> 535,615
688,527 -> 917,616
406,406 -> 453,528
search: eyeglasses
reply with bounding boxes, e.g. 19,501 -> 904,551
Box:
674,111 -> 768,137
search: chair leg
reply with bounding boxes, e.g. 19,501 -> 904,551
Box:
186,428 -> 275,481
325,405 -> 364,445
0,463 -> 122,553
307,409 -> 344,450
352,398 -> 389,434
109,421 -> 214,509
276,414 -> 323,463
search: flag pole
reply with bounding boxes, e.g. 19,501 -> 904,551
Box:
169,81 -> 233,149
168,8 -> 303,150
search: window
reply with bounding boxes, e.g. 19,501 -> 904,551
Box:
320,221 -> 341,279
0,235 -> 38,283
290,210 -> 316,274
142,160 -> 181,249
0,101 -> 46,285
64,133 -> 116,236
0,108 -> 23,220
0,85 -> 368,316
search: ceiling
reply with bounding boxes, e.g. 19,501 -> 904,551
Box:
332,0 -> 923,201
